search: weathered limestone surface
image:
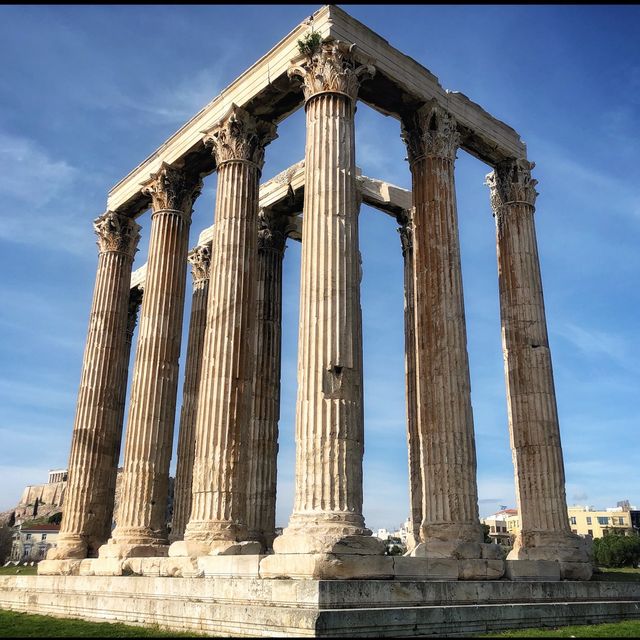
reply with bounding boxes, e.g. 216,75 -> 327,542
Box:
176,104 -> 277,556
401,101 -> 487,565
49,211 -> 140,560
272,40 -> 384,564
3,575 -> 639,638
486,159 -> 591,578
169,245 -> 211,542
397,210 -> 421,551
245,211 -> 286,551
102,165 -> 202,559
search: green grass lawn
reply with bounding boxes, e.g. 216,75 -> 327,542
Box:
592,566 -> 640,582
0,610 -> 204,638
479,619 -> 640,637
0,565 -> 38,576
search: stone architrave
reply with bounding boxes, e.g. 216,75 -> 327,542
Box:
397,209 -> 422,551
245,211 -> 286,551
169,244 -> 212,543
486,159 -> 591,579
401,101 -> 490,564
173,104 -> 277,557
270,39 -> 384,561
101,164 -> 203,559
48,211 -> 141,560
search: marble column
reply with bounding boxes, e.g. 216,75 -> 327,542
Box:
245,211 -> 286,551
397,209 -> 422,552
169,244 -> 211,543
109,285 -> 143,528
272,40 -> 384,558
47,211 -> 140,560
401,100 -> 486,560
173,104 -> 277,557
486,159 -> 591,578
101,163 -> 202,559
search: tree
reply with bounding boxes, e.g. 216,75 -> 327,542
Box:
0,526 -> 14,565
593,533 -> 640,568
482,523 -> 492,544
32,497 -> 39,518
47,512 -> 62,525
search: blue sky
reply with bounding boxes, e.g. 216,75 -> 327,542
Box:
1,5 -> 638,531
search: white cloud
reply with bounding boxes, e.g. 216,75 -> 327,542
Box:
0,132 -> 98,256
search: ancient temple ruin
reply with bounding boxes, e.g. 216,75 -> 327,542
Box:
5,6 -> 635,638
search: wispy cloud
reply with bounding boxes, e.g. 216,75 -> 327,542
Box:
554,322 -> 638,373
0,132 -> 100,256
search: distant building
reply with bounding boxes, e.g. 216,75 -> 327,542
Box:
376,518 -> 411,545
483,502 -> 639,542
567,505 -> 638,538
10,523 -> 61,561
481,509 -> 518,546
9,468 -> 174,530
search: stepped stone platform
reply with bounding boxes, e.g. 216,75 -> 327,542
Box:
1,575 -> 639,637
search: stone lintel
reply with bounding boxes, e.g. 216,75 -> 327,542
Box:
131,165 -> 411,291
107,6 -> 523,218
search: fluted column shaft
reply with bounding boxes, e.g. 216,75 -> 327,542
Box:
169,245 -> 211,542
402,102 -> 483,553
486,161 -> 584,564
274,41 -> 382,556
179,105 -> 276,554
398,211 -> 422,549
48,211 -> 140,560
246,215 -> 286,550
104,165 -> 202,557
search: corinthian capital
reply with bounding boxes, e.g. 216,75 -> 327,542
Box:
93,210 -> 141,256
396,208 -> 414,257
141,163 -> 203,215
187,244 -> 211,283
485,158 -> 538,213
257,209 -> 286,252
288,39 -> 375,102
401,100 -> 460,163
202,104 -> 277,171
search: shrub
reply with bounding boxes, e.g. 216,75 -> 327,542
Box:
593,533 -> 640,567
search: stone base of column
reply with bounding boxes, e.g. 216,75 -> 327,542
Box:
412,522 -> 489,560
98,531 -> 169,560
260,553 -> 394,580
507,530 -> 593,580
246,529 -> 275,554
273,515 -> 386,556
168,539 -> 262,558
45,535 -> 87,560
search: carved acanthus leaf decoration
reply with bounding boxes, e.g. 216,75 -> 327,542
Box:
257,209 -> 286,252
140,163 -> 203,215
288,39 -> 375,102
187,244 -> 212,283
93,210 -> 141,256
202,104 -> 277,171
485,158 -> 538,214
396,208 -> 414,257
126,287 -> 144,341
401,100 -> 460,163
